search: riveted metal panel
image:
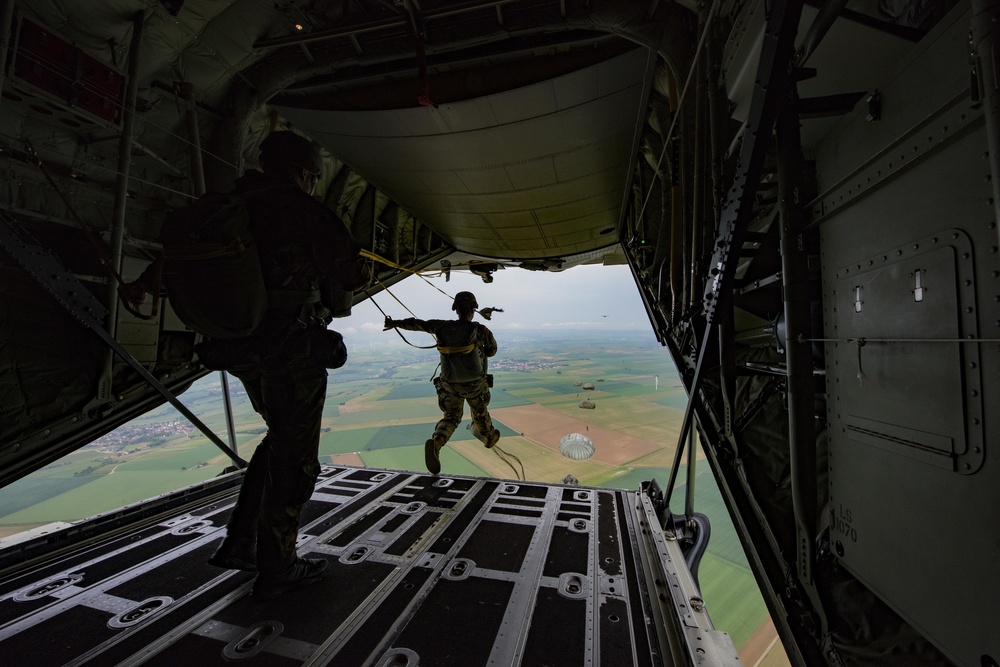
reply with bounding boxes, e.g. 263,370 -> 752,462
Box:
816,19 -> 1000,658
832,233 -> 983,473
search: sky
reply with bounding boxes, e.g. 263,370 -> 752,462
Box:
337,263 -> 654,344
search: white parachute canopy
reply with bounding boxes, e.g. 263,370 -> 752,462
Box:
560,433 -> 595,460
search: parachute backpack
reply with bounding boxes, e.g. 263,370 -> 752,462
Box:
161,132 -> 324,338
161,192 -> 268,339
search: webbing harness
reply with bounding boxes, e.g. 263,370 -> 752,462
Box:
360,268 -> 525,480
436,343 -> 475,355
266,289 -> 323,328
429,338 -> 478,383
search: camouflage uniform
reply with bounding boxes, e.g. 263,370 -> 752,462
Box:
212,168 -> 363,578
392,317 -> 498,446
433,376 -> 493,443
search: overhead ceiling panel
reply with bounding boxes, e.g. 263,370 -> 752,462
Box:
506,159 -> 559,189
277,47 -> 652,260
413,171 -> 469,196
481,210 -> 539,228
449,225 -> 502,241
454,167 -> 516,193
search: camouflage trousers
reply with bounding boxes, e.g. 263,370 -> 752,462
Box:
225,328 -> 327,577
433,376 -> 494,445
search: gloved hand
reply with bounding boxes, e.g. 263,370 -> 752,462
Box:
118,280 -> 149,306
383,316 -> 395,331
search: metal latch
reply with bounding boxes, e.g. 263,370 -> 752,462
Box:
913,269 -> 925,302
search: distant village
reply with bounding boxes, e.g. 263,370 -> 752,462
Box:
87,421 -> 193,451
491,358 -> 557,372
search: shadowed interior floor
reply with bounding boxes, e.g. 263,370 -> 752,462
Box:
0,465 -> 717,665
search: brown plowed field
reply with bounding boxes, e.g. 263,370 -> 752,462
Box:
740,617 -> 790,667
329,452 -> 365,466
491,404 -> 661,465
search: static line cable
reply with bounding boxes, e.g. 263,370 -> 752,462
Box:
375,277 -> 420,318
412,263 -> 460,300
360,250 -> 511,283
365,287 -> 390,319
360,249 -> 453,286
360,249 -> 422,273
361,249 -> 505,320
493,444 -> 524,481
360,248 -> 456,305
637,0 -> 720,224
407,268 -> 506,319
363,285 -> 437,350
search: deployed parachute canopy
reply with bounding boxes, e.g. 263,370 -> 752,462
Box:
560,433 -> 595,460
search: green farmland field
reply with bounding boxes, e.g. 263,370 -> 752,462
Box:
359,444 -> 488,477
0,464 -> 225,524
320,427 -> 378,455
0,477 -> 97,518
698,553 -> 769,648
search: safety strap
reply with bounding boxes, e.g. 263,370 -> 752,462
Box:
360,249 -> 457,303
493,445 -> 525,481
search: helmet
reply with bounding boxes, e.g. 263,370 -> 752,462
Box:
259,131 -> 322,174
452,291 -> 478,311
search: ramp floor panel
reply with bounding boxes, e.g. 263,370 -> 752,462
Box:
0,466 -> 700,666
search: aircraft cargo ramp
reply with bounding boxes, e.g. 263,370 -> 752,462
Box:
0,467 -> 736,666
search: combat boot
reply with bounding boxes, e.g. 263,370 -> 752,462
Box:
485,428 -> 500,449
208,535 -> 257,571
424,435 -> 445,474
251,557 -> 329,601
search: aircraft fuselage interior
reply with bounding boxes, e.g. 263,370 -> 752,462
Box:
0,0 -> 996,665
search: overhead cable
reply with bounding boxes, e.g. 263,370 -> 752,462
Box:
637,0 -> 721,225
